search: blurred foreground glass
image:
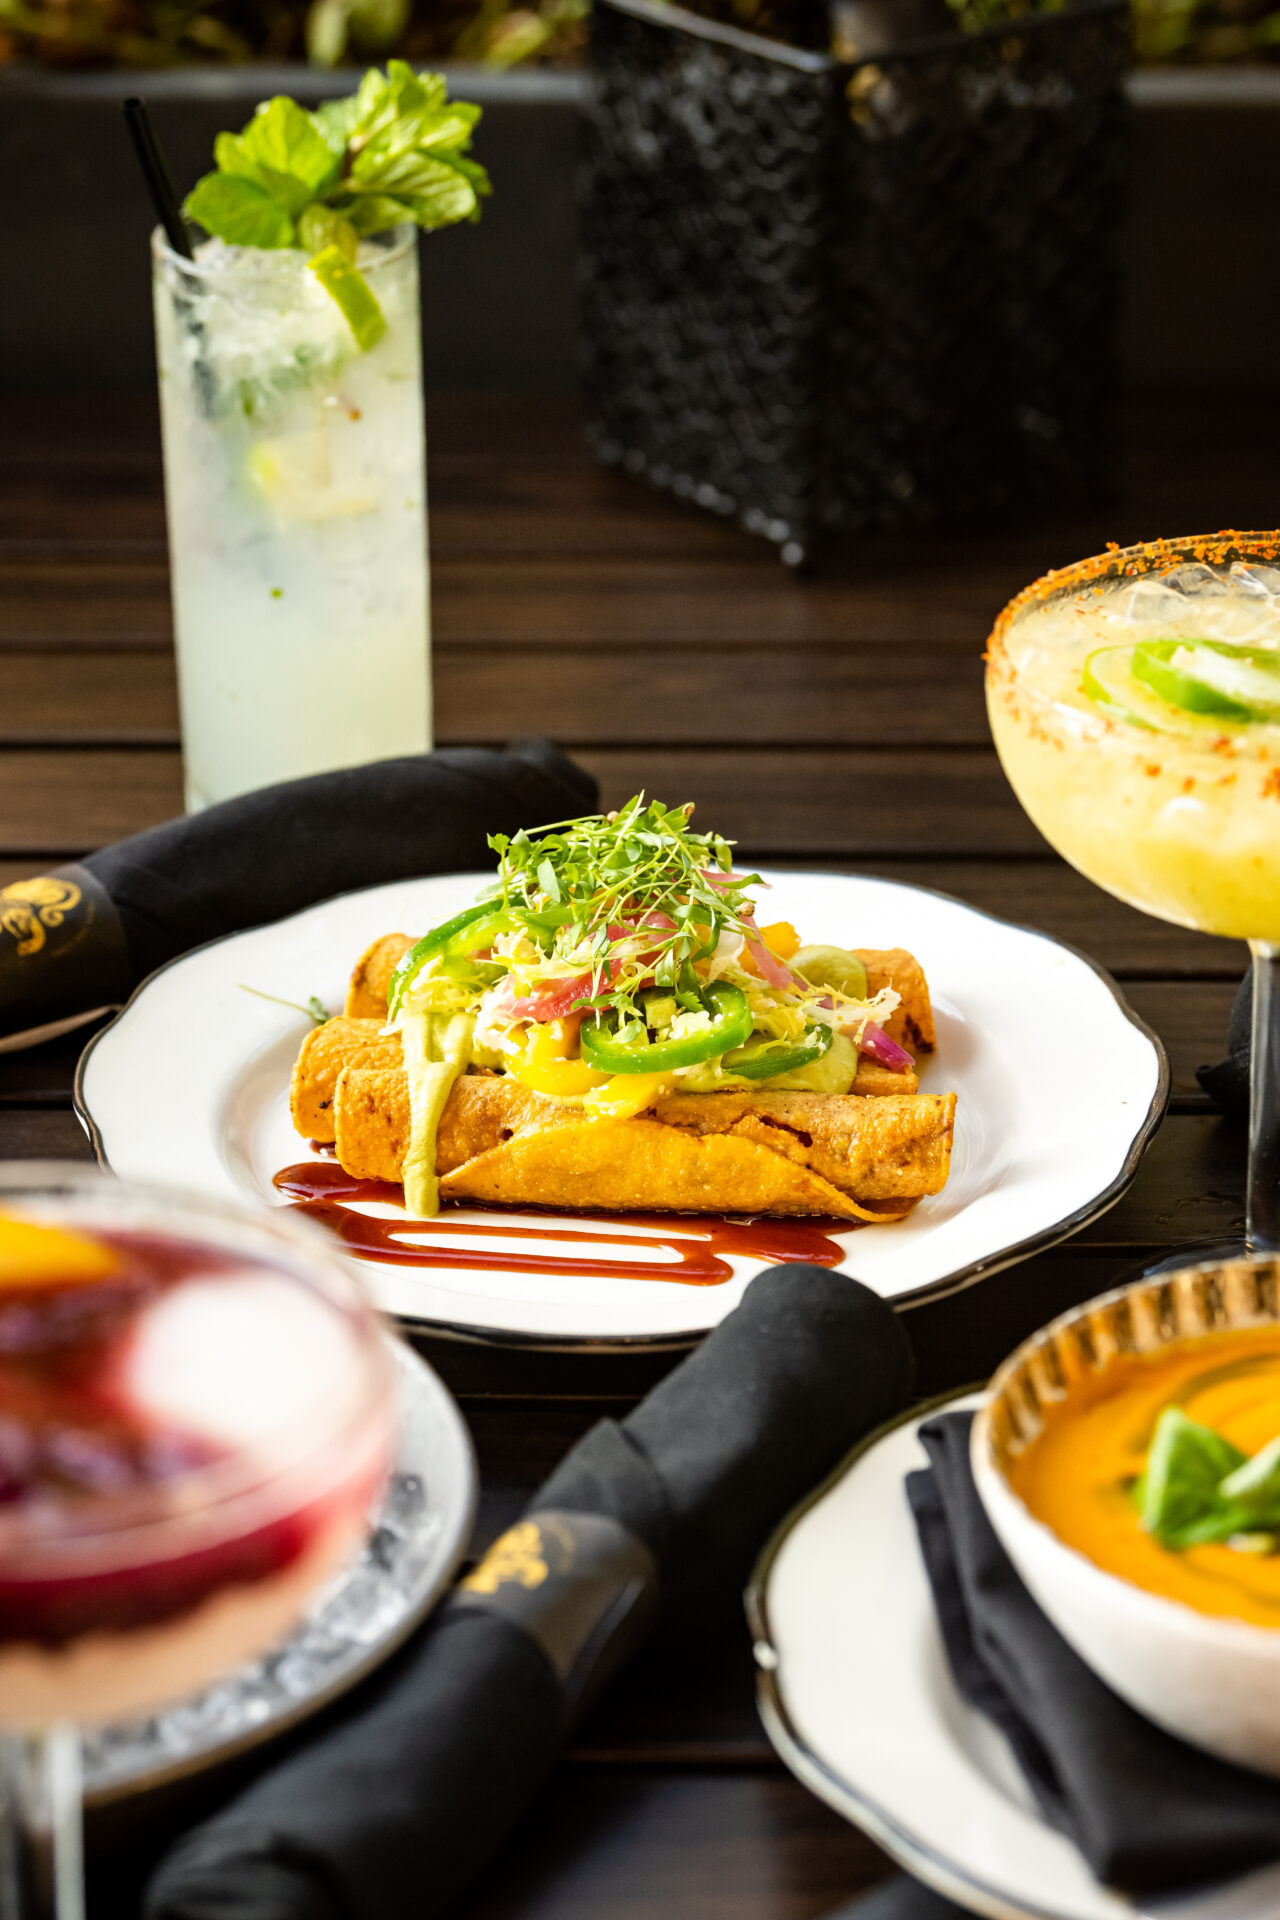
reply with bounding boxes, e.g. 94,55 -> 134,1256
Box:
986,534 -> 1280,1254
0,1165 -> 394,1920
152,226 -> 431,811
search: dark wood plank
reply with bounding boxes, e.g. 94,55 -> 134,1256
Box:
0,652 -> 178,742
0,647 -> 990,749
439,648 -> 990,747
832,860 -> 1248,980
0,747 -> 1050,858
0,1108 -> 93,1158
1123,980 -> 1236,1098
463,1768 -> 890,1920
0,750 -> 182,853
6,391 -> 1280,568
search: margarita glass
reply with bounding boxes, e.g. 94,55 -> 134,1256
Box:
0,1165 -> 394,1920
986,532 -> 1280,1250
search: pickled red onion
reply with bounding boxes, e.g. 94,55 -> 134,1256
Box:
858,1022 -> 915,1072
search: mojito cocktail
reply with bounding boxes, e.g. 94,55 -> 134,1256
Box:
986,534 -> 1280,1247
153,63 -> 489,811
154,226 -> 429,811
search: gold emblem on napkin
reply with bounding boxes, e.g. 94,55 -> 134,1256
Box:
0,878 -> 82,959
462,1521 -> 550,1595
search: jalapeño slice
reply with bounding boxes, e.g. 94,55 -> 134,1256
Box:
580,982 -> 752,1075
1131,639 -> 1280,723
388,902 -> 510,1015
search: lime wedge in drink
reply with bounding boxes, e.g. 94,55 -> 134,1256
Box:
1082,646 -> 1177,731
308,246 -> 387,352
246,430 -> 380,524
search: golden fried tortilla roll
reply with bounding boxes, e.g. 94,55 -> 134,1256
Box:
345,933 -> 413,1020
852,1059 -> 917,1096
290,1017 -> 403,1143
332,1070 -> 955,1220
854,948 -> 936,1055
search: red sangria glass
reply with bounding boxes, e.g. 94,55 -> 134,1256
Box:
0,1164 -> 395,1920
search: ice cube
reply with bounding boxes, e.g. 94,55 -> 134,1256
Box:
1158,561 -> 1229,596
1229,562 -> 1280,599
317,1568 -> 410,1646
121,1270 -> 358,1452
1105,580 -> 1196,629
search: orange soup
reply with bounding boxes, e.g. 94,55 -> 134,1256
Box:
1008,1327 -> 1280,1629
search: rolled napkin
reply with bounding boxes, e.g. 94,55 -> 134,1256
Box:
908,1411 -> 1280,1895
145,1264 -> 914,1920
1198,970 -> 1251,1116
0,742 -> 596,1049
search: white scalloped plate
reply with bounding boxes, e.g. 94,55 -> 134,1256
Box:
75,870 -> 1167,1349
749,1392 -> 1280,1920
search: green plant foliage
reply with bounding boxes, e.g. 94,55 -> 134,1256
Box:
1,0 -> 1278,69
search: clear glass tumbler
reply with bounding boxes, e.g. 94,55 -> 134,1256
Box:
0,1164 -> 395,1919
152,226 -> 431,811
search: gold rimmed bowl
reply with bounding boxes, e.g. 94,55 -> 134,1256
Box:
972,1255 -> 1280,1778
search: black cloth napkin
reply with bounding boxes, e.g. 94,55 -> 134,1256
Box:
0,742 -> 596,1042
1198,969 -> 1252,1116
908,1410 -> 1280,1896
145,1263 -> 915,1920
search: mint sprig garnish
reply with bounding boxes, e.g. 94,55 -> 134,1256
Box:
183,63 -> 489,348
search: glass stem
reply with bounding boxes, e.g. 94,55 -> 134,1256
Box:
0,1729 -> 83,1920
1248,940 -> 1280,1254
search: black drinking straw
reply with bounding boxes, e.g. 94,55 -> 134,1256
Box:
123,97 -> 193,259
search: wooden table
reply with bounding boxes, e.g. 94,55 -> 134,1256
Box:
0,385 -> 1265,1918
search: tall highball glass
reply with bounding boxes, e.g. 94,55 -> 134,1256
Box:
986,533 -> 1280,1256
0,1166 -> 395,1920
152,226 -> 430,811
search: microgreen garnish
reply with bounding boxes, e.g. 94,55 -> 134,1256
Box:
184,63 -> 489,348
241,984 -> 331,1026
487,795 -> 764,1021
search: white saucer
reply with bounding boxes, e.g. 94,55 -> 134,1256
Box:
747,1393 -> 1280,1920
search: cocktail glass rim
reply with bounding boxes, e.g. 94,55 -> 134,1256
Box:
150,219 -> 417,286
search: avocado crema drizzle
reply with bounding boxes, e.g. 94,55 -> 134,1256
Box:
1132,1398 -> 1280,1554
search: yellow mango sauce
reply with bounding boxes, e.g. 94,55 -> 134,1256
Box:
1008,1328 -> 1280,1629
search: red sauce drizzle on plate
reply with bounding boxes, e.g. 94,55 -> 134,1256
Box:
273,1161 -> 849,1286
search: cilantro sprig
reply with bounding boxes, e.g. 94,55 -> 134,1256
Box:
183,62 -> 489,348
487,795 -> 767,1021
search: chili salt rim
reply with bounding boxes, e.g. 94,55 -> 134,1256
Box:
984,530 -> 1280,669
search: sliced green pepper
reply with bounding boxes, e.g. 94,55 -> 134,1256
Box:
580,982 -> 752,1075
1131,639 -> 1280,723
389,902 -> 510,1015
722,1024 -> 833,1081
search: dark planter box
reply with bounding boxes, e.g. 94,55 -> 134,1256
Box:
581,0 -> 1130,560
